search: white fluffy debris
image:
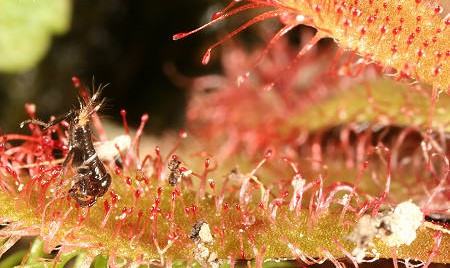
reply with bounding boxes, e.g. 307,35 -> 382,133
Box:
349,201 -> 424,262
383,201 -> 423,247
95,135 -> 131,162
348,214 -> 380,262
190,221 -> 220,267
193,243 -> 219,268
198,222 -> 214,243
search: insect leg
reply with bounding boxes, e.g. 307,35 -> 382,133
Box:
62,148 -> 74,169
19,119 -> 48,129
19,111 -> 74,130
42,111 -> 74,131
68,174 -> 97,207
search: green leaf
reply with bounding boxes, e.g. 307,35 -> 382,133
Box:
54,251 -> 80,268
26,238 -> 44,264
0,0 -> 72,73
285,79 -> 450,132
0,249 -> 27,268
92,255 -> 108,268
17,263 -> 49,268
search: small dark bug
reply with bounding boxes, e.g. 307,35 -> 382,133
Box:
167,155 -> 181,186
189,220 -> 206,242
189,220 -> 214,244
21,90 -> 111,207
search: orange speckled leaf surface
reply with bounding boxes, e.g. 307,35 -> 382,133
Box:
279,0 -> 449,89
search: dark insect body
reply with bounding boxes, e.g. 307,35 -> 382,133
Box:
167,155 -> 181,186
67,119 -> 112,207
21,90 -> 111,207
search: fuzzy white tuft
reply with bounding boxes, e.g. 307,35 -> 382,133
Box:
349,201 -> 424,262
96,135 -> 131,162
198,223 -> 214,244
382,201 -> 423,247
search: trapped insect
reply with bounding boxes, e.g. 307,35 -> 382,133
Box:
167,155 -> 181,186
189,220 -> 205,242
21,89 -> 111,207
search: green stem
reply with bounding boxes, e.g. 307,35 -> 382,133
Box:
0,249 -> 27,268
26,238 -> 44,264
93,255 -> 108,268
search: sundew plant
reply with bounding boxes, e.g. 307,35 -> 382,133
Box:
0,0 -> 449,267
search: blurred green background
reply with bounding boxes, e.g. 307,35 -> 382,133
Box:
0,0 -> 227,134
